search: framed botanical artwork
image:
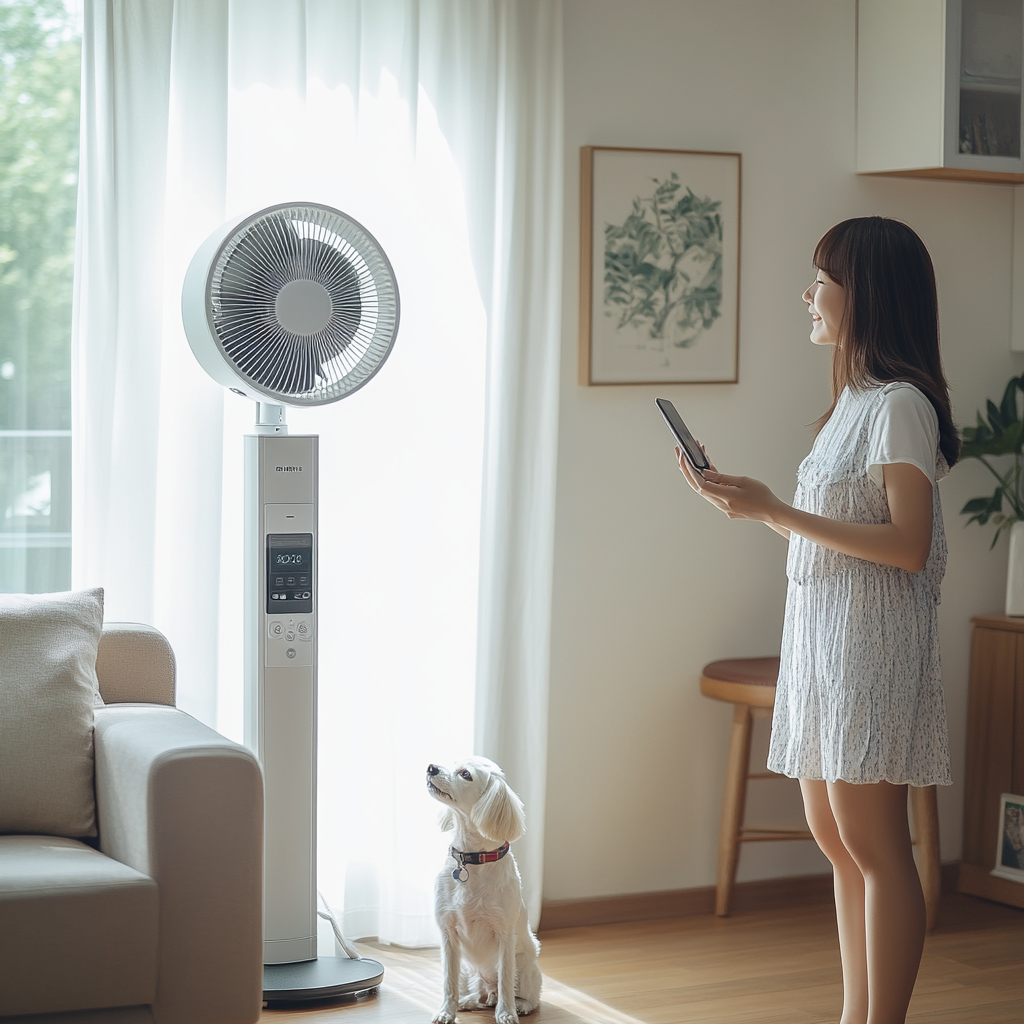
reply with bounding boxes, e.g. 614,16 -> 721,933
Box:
579,146 -> 741,385
992,793 -> 1024,883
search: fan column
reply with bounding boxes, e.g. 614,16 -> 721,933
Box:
244,432 -> 318,965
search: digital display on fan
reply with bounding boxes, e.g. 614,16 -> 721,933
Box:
266,533 -> 313,614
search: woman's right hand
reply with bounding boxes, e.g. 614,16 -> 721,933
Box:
674,444 -> 718,493
675,445 -> 792,539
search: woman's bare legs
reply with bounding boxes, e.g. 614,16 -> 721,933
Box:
827,780 -> 925,1024
800,779 -> 926,1024
800,779 -> 868,1024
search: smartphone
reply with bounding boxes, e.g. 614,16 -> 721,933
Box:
656,398 -> 711,475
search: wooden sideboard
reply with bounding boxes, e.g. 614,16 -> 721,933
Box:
957,616 -> 1024,909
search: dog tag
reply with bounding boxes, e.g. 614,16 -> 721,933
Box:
453,866 -> 469,882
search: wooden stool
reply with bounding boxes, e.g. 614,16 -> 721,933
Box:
700,657 -> 942,929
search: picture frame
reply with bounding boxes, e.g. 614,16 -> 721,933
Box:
579,146 -> 741,386
991,793 -> 1024,883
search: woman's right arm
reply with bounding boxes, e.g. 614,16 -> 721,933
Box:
677,451 -> 933,573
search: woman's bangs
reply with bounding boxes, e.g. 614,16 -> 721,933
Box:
812,223 -> 851,286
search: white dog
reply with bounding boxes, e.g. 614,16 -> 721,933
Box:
426,757 -> 541,1024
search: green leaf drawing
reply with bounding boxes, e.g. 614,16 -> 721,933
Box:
603,172 -> 723,348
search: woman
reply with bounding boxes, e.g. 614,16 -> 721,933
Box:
678,217 -> 957,1024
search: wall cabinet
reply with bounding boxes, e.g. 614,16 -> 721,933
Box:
858,0 -> 1024,183
957,616 -> 1024,908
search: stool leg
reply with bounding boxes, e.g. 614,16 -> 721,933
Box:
716,703 -> 753,916
909,785 -> 941,931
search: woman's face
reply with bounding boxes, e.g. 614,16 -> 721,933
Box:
802,269 -> 845,346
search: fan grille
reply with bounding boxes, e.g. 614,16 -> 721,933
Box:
208,204 -> 398,404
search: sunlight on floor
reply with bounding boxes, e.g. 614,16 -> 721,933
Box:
539,977 -> 649,1024
261,942 -> 650,1024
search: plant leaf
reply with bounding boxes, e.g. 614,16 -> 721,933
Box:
961,496 -> 998,513
961,487 -> 1003,526
991,515 -> 1020,550
1000,376 -> 1022,424
960,412 -> 1024,458
958,376 -> 1024,534
988,420 -> 1023,456
987,400 -> 1000,433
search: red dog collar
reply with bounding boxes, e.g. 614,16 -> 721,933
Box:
449,841 -> 510,881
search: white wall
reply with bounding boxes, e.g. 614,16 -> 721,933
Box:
544,0 -> 1020,902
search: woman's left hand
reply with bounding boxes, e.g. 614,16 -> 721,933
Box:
676,448 -> 786,524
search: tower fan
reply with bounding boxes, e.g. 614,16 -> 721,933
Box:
182,202 -> 399,1002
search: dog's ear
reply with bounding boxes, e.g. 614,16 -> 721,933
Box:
470,775 -> 525,843
439,808 -> 454,832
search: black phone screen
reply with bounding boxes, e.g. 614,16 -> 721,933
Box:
656,398 -> 710,472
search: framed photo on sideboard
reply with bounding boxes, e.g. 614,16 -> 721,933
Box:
992,793 -> 1024,884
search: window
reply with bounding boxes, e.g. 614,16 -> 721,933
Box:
0,0 -> 80,594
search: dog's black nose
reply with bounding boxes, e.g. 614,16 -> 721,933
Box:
427,763 -> 440,776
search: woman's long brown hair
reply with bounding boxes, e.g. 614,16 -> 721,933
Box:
812,217 -> 960,468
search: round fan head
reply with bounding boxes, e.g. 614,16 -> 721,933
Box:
182,202 -> 399,406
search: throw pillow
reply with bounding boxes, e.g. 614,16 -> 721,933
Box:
0,588 -> 104,837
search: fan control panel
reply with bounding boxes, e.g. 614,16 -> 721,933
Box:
267,533 -> 313,614
265,531 -> 314,668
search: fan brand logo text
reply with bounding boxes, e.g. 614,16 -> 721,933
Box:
276,466 -> 303,472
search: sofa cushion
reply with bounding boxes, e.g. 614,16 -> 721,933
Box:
0,588 -> 104,837
0,835 -> 158,1016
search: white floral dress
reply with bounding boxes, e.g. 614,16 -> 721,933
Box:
766,383 -> 952,786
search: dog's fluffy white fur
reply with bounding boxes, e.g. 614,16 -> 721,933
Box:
426,757 -> 541,1024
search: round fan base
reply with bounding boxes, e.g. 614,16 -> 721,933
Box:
263,956 -> 384,1005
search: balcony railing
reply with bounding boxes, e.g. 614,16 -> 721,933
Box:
0,429 -> 72,593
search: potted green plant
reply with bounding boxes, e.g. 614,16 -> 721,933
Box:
960,375 -> 1024,614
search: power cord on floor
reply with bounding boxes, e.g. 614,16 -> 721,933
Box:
316,890 -> 362,960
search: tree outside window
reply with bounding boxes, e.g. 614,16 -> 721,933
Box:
0,0 -> 80,592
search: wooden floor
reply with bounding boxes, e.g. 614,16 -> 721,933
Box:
260,892 -> 1023,1024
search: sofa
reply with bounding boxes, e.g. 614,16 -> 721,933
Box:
0,619 -> 264,1024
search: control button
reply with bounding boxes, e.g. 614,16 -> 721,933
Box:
269,622 -> 284,639
302,591 -> 311,599
296,622 -> 309,637
285,629 -> 295,642
274,576 -> 285,586
286,648 -> 296,659
298,576 -> 309,586
286,576 -> 296,586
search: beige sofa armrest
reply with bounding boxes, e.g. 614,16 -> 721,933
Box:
96,623 -> 176,706
94,705 -> 263,1024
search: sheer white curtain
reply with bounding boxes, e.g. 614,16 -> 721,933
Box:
73,0 -> 561,943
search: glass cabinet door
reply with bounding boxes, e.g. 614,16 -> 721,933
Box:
959,0 -> 1022,157
948,0 -> 1024,173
